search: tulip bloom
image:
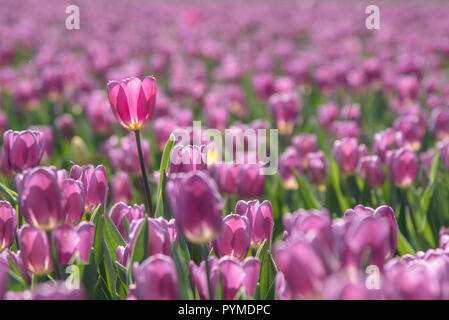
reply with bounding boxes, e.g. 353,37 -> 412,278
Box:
70,164 -> 108,212
386,148 -> 418,188
374,128 -> 401,163
19,225 -> 53,275
169,144 -> 207,177
167,171 -> 223,244
0,201 -> 17,252
333,138 -> 365,175
107,76 -> 157,131
16,167 -> 65,230
3,129 -> 44,172
304,151 -> 327,190
235,200 -> 274,248
268,91 -> 301,136
109,202 -> 145,241
213,214 -> 251,260
133,254 -> 180,300
235,164 -> 265,200
210,163 -> 239,195
111,172 -> 133,204
279,147 -> 302,190
53,222 -> 95,264
317,103 -> 338,130
357,156 -> 385,189
55,114 -> 76,140
61,179 -> 85,225
291,134 -> 318,166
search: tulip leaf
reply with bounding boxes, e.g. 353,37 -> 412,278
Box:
397,229 -> 415,255
0,182 -> 18,206
103,214 -> 126,262
256,240 -> 276,300
127,218 -> 149,281
328,158 -> 349,214
293,171 -> 320,209
155,133 -> 176,217
172,244 -> 194,300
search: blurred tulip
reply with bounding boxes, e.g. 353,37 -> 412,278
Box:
70,136 -> 91,165
268,91 -> 301,136
133,254 -> 179,300
111,172 -> 133,204
0,201 -> 17,252
53,223 -> 79,264
317,103 -> 338,130
305,151 -> 327,190
387,148 -> 418,188
279,147 -> 302,190
235,164 -> 265,199
357,156 -> 385,188
55,114 -> 76,140
70,164 -> 108,212
213,214 -> 251,260
374,128 -> 402,163
167,171 -> 223,244
169,144 -> 207,176
235,200 -> 273,248
31,125 -> 53,161
291,134 -> 318,166
107,76 -> 157,131
3,129 -> 44,172
210,163 -> 239,195
61,179 -> 85,225
19,225 -> 52,275
333,138 -> 365,175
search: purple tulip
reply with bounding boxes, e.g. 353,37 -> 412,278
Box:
3,129 -> 45,173
167,171 -> 223,244
169,144 -> 207,177
0,201 -> 17,252
374,128 -> 401,163
19,225 -> 53,275
268,91 -> 301,136
273,238 -> 327,299
213,214 -> 251,260
332,121 -> 360,139
386,148 -> 418,188
16,167 -> 66,230
252,73 -> 275,100
304,151 -> 327,190
438,140 -> 449,173
279,147 -> 302,190
61,179 -> 85,225
341,103 -> 361,124
154,117 -> 178,151
31,125 -> 54,162
357,155 -> 385,188
210,163 -> 239,195
189,256 -> 219,300
6,281 -> 85,300
55,114 -> 76,140
393,115 -> 424,151
235,164 -> 265,199
235,200 -> 273,248
317,103 -> 338,130
133,254 -> 180,300
282,208 -> 332,245
53,223 -> 79,265
333,138 -> 364,175
76,222 -> 95,263
218,257 -> 260,299
109,202 -> 145,241
111,172 -> 133,204
291,134 -> 318,166
107,76 -> 157,131
70,164 -> 108,212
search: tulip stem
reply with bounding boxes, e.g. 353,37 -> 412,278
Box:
203,245 -> 214,300
403,190 -> 421,248
46,230 -> 61,280
134,130 -> 154,217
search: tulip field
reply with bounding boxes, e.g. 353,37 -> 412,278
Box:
2,0 -> 449,301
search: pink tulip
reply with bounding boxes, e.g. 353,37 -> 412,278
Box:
0,201 -> 17,252
19,225 -> 53,275
213,214 -> 251,260
70,164 -> 108,212
3,129 -> 44,173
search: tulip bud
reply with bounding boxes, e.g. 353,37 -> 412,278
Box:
31,125 -> 54,162
268,91 -> 301,136
218,257 -> 260,300
128,218 -> 171,257
3,129 -> 45,172
53,223 -> 79,264
235,200 -> 273,248
341,103 -> 361,124
16,167 -> 65,230
213,214 -> 251,260
279,147 -> 302,190
111,172 -> 133,204
76,222 -> 95,263
430,108 -> 449,141
393,115 -> 424,151
55,114 -> 76,140
204,106 -> 229,131
317,103 -> 338,130
109,202 -> 145,241
107,76 -> 157,131
70,164 -> 108,212
374,128 -> 401,163
235,164 -> 265,199
19,225 -> 53,275
332,121 -> 360,139
252,73 -> 275,100
304,151 -> 327,190
210,163 -> 239,195
291,134 -> 318,166
386,148 -> 418,188
61,179 -> 85,225
0,201 -> 17,252
357,156 -> 385,189
133,254 -> 179,300
71,136 -> 91,166
167,171 -> 223,244
189,257 -> 219,300
333,138 -> 364,175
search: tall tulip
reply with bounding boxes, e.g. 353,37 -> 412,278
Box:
19,225 -> 53,275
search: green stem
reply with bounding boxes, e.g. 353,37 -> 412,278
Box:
203,245 -> 214,300
403,190 -> 421,248
46,230 -> 61,280
134,130 -> 154,217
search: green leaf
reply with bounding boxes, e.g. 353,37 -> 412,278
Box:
172,244 -> 194,300
0,182 -> 18,206
256,240 -> 276,300
293,171 -> 320,209
328,158 -> 349,215
103,214 -> 126,262
127,218 -> 149,281
397,229 -> 415,255
155,134 -> 176,217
